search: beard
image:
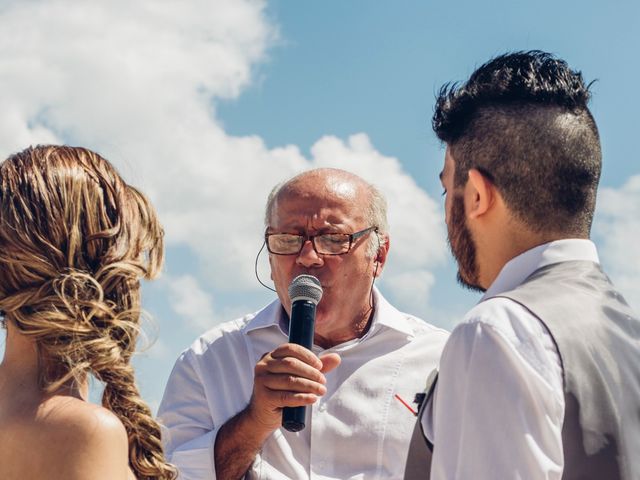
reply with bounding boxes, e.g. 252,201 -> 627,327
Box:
447,194 -> 485,293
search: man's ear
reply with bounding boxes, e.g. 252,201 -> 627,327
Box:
373,234 -> 390,277
466,169 -> 496,220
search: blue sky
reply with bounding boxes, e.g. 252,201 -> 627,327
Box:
0,0 -> 638,409
222,0 -> 639,186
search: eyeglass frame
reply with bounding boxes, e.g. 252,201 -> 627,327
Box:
264,226 -> 379,256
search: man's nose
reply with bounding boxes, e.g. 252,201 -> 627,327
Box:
295,239 -> 323,268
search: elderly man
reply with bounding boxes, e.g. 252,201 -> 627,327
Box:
405,51 -> 640,479
159,168 -> 448,479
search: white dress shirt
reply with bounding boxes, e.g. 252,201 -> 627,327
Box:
421,239 -> 600,480
159,288 -> 448,480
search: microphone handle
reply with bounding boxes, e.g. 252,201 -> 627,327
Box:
282,299 -> 316,432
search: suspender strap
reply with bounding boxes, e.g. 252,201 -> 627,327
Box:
403,373 -> 438,480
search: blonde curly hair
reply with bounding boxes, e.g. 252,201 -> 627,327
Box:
0,145 -> 177,479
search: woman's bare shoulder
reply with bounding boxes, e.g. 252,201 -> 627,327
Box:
46,397 -> 125,438
43,397 -> 131,478
1,396 -> 132,480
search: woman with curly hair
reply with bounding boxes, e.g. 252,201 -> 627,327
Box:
0,145 -> 177,479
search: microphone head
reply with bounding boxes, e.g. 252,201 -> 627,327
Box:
288,274 -> 323,305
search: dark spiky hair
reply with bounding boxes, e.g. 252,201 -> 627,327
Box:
433,50 -> 601,237
434,50 -> 593,142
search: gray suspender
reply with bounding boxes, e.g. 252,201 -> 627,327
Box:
403,371 -> 438,480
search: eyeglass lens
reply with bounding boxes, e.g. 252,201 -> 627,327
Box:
267,233 -> 350,255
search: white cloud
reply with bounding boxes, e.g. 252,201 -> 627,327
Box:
0,0 -> 446,324
163,274 -> 218,331
382,269 -> 436,316
593,175 -> 640,310
138,337 -> 171,361
0,0 -> 274,148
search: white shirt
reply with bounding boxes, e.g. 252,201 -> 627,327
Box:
421,239 -> 600,480
159,288 -> 448,480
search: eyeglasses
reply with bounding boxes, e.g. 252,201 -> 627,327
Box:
265,226 -> 378,255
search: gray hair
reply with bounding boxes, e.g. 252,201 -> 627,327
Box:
264,170 -> 388,258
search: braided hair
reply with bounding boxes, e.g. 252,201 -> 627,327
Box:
0,145 -> 177,479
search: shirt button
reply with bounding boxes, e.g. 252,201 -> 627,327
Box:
318,403 -> 327,412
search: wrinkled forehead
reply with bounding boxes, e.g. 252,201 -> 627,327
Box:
285,175 -> 359,199
270,174 -> 368,226
325,176 -> 359,199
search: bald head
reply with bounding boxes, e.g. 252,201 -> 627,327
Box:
265,168 -> 388,256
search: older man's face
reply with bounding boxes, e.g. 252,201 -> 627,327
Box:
267,175 -> 382,345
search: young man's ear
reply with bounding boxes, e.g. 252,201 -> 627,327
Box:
466,169 -> 496,219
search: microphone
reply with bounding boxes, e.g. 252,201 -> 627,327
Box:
282,274 -> 323,432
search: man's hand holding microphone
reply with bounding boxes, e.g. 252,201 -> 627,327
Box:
250,274 -> 341,432
214,275 -> 340,479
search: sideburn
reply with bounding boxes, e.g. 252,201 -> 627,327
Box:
448,195 -> 484,293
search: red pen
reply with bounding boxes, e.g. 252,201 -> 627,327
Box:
394,393 -> 417,416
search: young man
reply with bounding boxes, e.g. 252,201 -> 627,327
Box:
406,51 -> 640,480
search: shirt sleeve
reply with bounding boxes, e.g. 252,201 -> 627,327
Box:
157,350 -> 220,480
424,300 -> 565,480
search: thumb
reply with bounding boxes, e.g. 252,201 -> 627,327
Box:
319,353 -> 341,373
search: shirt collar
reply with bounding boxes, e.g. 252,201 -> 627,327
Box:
482,238 -> 599,300
242,300 -> 287,336
242,286 -> 415,339
368,287 -> 415,337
